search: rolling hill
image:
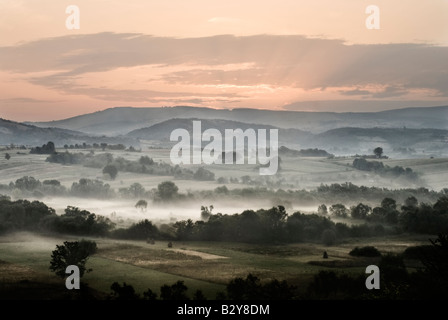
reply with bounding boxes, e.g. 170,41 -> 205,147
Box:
28,105 -> 448,136
127,118 -> 448,156
0,118 -> 135,147
126,118 -> 312,148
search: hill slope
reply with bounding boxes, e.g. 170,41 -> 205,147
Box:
29,105 -> 448,136
127,118 -> 312,147
0,118 -> 135,147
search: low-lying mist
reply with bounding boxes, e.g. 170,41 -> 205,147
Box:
29,197 -> 318,226
37,196 -> 319,227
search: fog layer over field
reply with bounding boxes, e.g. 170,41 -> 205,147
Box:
37,196 -> 318,227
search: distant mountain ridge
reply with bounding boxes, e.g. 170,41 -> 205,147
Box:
127,118 -> 448,153
28,105 -> 448,136
3,105 -> 448,155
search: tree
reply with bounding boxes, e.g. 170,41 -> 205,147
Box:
329,204 -> 348,218
200,205 -> 214,221
14,176 -> 41,191
157,181 -> 179,200
103,164 -> 118,180
193,289 -> 207,300
318,204 -> 328,215
160,280 -> 189,300
433,196 -> 448,214
129,183 -> 145,198
381,197 -> 399,223
125,219 -> 159,240
193,167 -> 215,181
143,288 -> 158,300
349,246 -> 381,257
374,147 -> 383,158
49,240 -> 97,279
350,203 -> 372,219
226,274 -> 262,300
110,282 -> 140,300
30,141 -> 55,154
5,153 -> 10,160
381,197 -> 397,210
139,156 -> 154,166
135,199 -> 148,211
404,196 -> 418,209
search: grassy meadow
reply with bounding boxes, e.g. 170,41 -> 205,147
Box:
0,231 -> 431,299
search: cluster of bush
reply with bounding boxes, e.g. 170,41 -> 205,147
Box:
352,158 -> 418,181
30,141 -> 56,155
279,146 -> 334,158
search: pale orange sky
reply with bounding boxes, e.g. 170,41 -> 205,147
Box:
1,0 -> 448,121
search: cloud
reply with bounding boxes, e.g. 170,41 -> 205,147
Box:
1,32 -> 448,101
371,86 -> 408,99
339,86 -> 409,99
0,97 -> 62,103
281,100 -> 446,113
339,89 -> 371,96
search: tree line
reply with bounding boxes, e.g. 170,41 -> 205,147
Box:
1,193 -> 447,243
352,157 -> 418,181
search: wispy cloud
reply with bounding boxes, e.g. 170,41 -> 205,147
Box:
1,32 -> 447,109
0,97 -> 63,103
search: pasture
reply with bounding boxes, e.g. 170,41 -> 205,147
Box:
0,231 -> 431,299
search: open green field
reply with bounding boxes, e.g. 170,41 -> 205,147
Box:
0,231 -> 431,299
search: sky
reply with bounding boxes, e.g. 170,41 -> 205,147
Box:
1,0 -> 448,122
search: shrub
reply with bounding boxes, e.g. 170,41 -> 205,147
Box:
349,246 -> 381,257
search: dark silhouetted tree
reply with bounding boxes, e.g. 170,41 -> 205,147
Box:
374,147 -> 383,158
193,290 -> 207,300
110,282 -> 140,300
143,288 -> 158,300
350,203 -> 372,219
160,280 -> 189,300
49,240 -> 97,279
